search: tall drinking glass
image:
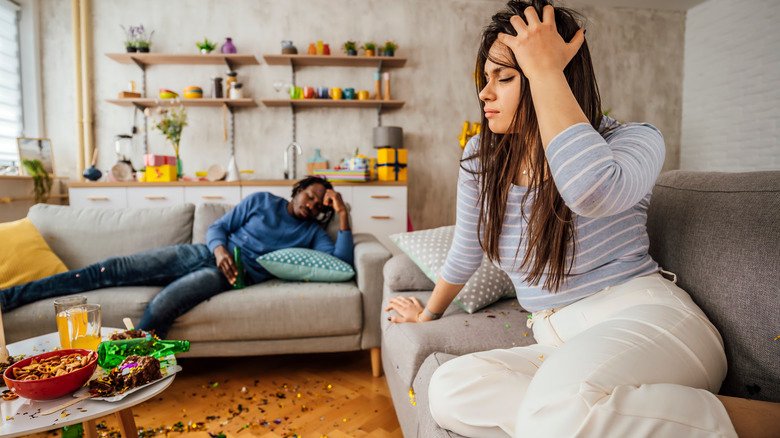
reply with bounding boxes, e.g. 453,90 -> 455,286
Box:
67,304 -> 102,351
54,295 -> 87,348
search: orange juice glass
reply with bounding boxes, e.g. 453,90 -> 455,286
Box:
53,295 -> 87,348
66,304 -> 102,351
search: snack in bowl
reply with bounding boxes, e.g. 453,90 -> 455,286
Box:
108,329 -> 152,341
3,349 -> 98,400
88,355 -> 162,397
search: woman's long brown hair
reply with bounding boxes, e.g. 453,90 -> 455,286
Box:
468,0 -> 603,291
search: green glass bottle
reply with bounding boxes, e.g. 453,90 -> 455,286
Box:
233,246 -> 245,289
97,335 -> 190,369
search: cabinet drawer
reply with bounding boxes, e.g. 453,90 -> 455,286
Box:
185,187 -> 241,206
126,187 -> 184,208
352,186 -> 407,214
351,186 -> 407,236
69,188 -> 127,209
241,186 -> 293,200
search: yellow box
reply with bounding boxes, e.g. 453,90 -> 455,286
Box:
376,148 -> 407,181
145,164 -> 178,182
378,166 -> 407,181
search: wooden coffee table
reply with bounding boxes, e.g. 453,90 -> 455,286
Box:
0,328 -> 175,438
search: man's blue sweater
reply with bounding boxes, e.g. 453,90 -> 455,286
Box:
206,192 -> 354,283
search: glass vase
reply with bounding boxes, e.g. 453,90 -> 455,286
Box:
176,155 -> 183,179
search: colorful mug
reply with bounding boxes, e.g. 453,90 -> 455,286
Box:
316,87 -> 329,99
303,86 -> 316,99
289,86 -> 303,100
357,90 -> 370,100
343,88 -> 356,100
329,87 -> 343,100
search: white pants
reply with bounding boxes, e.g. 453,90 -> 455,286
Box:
428,272 -> 738,437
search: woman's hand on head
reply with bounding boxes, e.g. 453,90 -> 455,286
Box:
497,5 -> 585,82
385,296 -> 425,323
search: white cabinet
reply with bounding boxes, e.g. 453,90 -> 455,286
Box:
68,187 -> 127,209
185,186 -> 241,206
69,183 -> 407,241
351,186 -> 407,238
126,187 -> 185,209
241,185 -> 292,200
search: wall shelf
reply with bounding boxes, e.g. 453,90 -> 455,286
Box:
106,53 -> 260,70
263,54 -> 406,69
107,98 -> 257,109
261,99 -> 404,109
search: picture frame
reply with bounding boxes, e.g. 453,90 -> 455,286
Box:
16,137 -> 55,175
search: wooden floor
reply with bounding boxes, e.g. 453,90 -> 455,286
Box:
31,351 -> 403,437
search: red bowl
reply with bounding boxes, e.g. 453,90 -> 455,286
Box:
3,349 -> 98,400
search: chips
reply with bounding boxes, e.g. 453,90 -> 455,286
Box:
10,352 -> 94,381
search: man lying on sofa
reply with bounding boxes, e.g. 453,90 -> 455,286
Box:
0,176 -> 353,337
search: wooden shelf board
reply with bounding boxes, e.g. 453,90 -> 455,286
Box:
106,98 -> 257,108
261,99 -> 404,109
263,54 -> 406,68
69,180 -> 406,188
106,53 -> 259,67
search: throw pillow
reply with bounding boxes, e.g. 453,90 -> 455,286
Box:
257,248 -> 355,282
0,218 -> 69,288
390,226 -> 516,313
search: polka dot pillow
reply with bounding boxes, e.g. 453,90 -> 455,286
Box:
257,248 -> 355,282
390,226 -> 515,313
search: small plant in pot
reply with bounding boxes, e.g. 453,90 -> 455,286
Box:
196,37 -> 217,54
343,40 -> 357,56
121,24 -> 153,53
382,40 -> 398,57
361,41 -> 376,57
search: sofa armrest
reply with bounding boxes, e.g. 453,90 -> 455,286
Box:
353,233 -> 392,350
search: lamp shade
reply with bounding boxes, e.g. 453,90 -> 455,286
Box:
373,126 -> 403,149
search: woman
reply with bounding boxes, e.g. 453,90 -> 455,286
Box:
385,1 -> 737,436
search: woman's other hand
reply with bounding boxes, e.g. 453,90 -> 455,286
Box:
497,5 -> 585,81
385,296 -> 425,323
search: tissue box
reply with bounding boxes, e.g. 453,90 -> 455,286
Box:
144,154 -> 177,167
145,164 -> 178,182
376,148 -> 407,181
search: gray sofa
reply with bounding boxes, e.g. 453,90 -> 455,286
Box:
380,170 -> 780,437
7,203 -> 391,374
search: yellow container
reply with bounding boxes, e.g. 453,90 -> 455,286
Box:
376,148 -> 407,181
145,164 -> 178,182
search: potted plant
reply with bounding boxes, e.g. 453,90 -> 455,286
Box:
151,105 -> 188,178
382,40 -> 398,57
361,41 -> 376,57
21,159 -> 52,203
121,24 -> 153,53
196,37 -> 217,54
343,40 -> 358,56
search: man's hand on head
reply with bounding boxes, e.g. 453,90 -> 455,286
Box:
324,189 -> 347,215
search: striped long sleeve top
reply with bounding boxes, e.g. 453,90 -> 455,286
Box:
440,115 -> 666,312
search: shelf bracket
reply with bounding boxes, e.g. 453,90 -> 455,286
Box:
224,57 -> 236,71
130,57 -> 146,72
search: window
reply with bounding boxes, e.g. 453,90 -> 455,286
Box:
0,0 -> 22,166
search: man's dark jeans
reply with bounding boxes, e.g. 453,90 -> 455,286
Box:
0,244 -> 240,337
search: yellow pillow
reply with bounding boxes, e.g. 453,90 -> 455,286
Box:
0,218 -> 68,289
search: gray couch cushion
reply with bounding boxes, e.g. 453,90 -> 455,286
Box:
381,285 -> 533,388
27,204 -> 194,270
647,170 -> 780,402
192,203 -> 232,244
384,254 -> 436,291
167,279 -> 362,342
4,286 -> 160,343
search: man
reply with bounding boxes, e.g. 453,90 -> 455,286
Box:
0,176 -> 352,337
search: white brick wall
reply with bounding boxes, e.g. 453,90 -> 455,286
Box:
681,0 -> 780,171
